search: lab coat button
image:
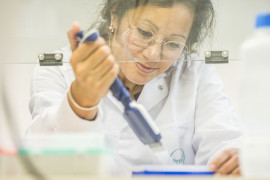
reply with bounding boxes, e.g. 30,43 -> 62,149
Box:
158,85 -> 163,90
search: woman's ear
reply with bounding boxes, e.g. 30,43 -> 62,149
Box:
109,11 -> 119,33
110,12 -> 118,28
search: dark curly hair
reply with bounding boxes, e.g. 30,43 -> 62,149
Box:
89,0 -> 214,52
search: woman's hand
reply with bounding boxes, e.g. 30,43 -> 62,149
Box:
67,22 -> 119,120
208,148 -> 241,176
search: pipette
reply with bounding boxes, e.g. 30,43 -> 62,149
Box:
76,30 -> 170,163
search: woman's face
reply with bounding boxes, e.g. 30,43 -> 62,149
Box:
112,3 -> 194,85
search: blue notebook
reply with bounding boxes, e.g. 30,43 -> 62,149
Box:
132,165 -> 215,176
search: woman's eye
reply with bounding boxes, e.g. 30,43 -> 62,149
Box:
166,41 -> 181,49
137,28 -> 153,38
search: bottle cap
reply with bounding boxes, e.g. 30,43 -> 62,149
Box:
256,12 -> 270,28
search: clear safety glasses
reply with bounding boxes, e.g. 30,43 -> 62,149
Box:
119,12 -> 189,62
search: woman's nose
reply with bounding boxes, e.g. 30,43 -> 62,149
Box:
142,43 -> 162,61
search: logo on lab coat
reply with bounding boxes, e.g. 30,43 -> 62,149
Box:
170,148 -> 185,165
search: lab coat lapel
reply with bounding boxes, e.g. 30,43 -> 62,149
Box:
106,74 -> 169,134
137,75 -> 169,111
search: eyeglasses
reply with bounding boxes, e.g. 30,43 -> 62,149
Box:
124,12 -> 189,61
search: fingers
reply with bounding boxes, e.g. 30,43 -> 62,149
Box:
68,24 -> 118,107
80,45 -> 112,73
210,148 -> 238,170
67,22 -> 81,52
70,61 -> 118,109
90,55 -> 116,80
231,167 -> 241,175
218,154 -> 239,174
80,62 -> 119,101
89,62 -> 119,98
209,148 -> 240,175
209,150 -> 230,171
70,38 -> 106,67
67,23 -> 119,120
97,63 -> 119,93
76,54 -> 116,84
72,45 -> 113,81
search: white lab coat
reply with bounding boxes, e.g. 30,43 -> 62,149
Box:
27,46 -> 241,174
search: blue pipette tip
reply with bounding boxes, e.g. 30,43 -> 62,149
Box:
83,31 -> 98,42
75,31 -> 84,39
75,30 -> 99,43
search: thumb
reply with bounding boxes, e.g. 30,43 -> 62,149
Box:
67,22 -> 81,52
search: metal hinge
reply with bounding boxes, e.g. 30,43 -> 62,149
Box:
38,53 -> 63,66
205,50 -> 229,64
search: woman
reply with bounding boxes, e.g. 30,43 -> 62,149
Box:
28,0 -> 241,175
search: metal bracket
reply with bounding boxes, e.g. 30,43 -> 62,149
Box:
205,50 -> 229,64
38,53 -> 63,66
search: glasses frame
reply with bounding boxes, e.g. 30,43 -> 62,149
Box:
125,11 -> 190,59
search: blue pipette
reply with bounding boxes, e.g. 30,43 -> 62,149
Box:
76,30 -> 169,158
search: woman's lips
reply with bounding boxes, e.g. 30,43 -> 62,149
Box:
135,62 -> 156,74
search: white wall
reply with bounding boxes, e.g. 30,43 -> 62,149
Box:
0,0 -> 103,135
0,0 -> 103,63
0,0 -> 270,134
209,0 -> 270,114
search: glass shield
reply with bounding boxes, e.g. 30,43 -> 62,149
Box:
0,0 -> 261,64
1,0 -> 270,177
0,0 -> 256,64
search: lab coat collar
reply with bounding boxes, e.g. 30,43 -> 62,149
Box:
138,59 -> 187,112
137,72 -> 170,111
107,63 -> 177,113
107,75 -> 169,113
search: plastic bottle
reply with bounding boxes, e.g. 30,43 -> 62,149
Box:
239,12 -> 270,178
